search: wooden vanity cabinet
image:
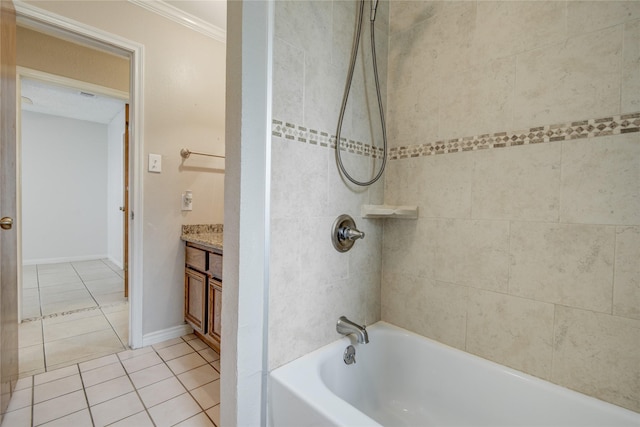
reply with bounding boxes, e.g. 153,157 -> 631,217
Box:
184,242 -> 222,351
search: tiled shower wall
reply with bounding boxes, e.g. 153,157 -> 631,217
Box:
268,1 -> 389,369
383,1 -> 640,412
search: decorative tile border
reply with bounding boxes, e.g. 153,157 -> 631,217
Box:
22,301 -> 129,323
272,113 -> 639,161
271,120 -> 385,158
389,113 -> 640,160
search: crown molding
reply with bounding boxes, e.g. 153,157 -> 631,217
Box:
128,0 -> 226,43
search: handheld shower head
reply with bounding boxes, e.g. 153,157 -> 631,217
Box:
370,0 -> 379,22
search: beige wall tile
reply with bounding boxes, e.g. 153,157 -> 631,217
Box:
472,143 -> 561,221
567,1 -> 640,37
273,37 -> 304,124
474,1 -> 567,63
467,288 -> 554,380
382,218 -> 436,280
614,226 -> 640,320
387,80 -> 439,148
274,0 -> 332,62
514,26 -> 622,129
560,133 -> 640,225
434,219 -> 510,292
510,222 -> 615,312
389,0 -> 438,35
384,158 -> 419,207
622,19 -> 640,114
382,274 -> 468,350
413,152 -> 473,219
552,306 -> 640,412
439,57 -> 515,139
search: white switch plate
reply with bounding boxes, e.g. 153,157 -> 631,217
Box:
148,154 -> 162,173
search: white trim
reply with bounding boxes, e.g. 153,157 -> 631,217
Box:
18,67 -> 129,101
23,255 -> 109,266
142,324 -> 194,347
14,0 -> 146,349
128,0 -> 226,43
107,256 -> 124,270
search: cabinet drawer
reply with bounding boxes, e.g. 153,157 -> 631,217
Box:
209,252 -> 223,280
186,246 -> 206,271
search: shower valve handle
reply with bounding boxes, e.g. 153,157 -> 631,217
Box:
341,227 -> 365,241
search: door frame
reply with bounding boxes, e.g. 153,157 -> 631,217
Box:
14,1 -> 145,348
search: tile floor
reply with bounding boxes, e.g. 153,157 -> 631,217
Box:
19,260 -> 129,378
2,334 -> 221,427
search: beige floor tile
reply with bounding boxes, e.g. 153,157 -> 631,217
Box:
38,275 -> 82,288
34,374 -> 83,404
167,352 -> 207,375
148,393 -> 201,427
152,337 -> 183,350
85,376 -> 134,406
198,348 -> 220,363
39,408 -> 92,427
117,346 -> 153,361
43,313 -> 112,342
21,301 -> 42,319
79,270 -> 120,282
108,410 -> 154,427
14,377 -> 32,391
93,291 -> 127,306
38,282 -> 85,296
81,362 -> 125,388
46,350 -> 122,373
121,351 -> 162,374
186,339 -> 208,352
101,303 -> 128,315
0,406 -> 31,427
190,379 -> 220,410
19,344 -> 45,376
211,360 -> 220,373
157,342 -> 195,362
79,354 -> 119,372
44,329 -> 124,367
206,405 -> 220,427
175,412 -> 215,427
6,387 -> 32,412
89,391 -> 144,427
138,376 -> 186,408
182,334 -> 198,341
177,365 -> 219,391
18,367 -> 45,379
19,320 -> 43,348
32,389 -> 87,426
129,363 -> 173,389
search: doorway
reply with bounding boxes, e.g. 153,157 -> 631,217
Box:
18,72 -> 130,376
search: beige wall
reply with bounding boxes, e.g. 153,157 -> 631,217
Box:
383,1 -> 640,412
268,0 -> 390,369
23,0 -> 226,336
17,26 -> 129,92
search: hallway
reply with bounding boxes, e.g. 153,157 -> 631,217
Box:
19,260 -> 128,377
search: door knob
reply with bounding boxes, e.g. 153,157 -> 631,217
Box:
0,217 -> 13,230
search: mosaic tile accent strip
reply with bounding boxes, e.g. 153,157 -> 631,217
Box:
388,113 -> 640,160
21,301 -> 129,323
272,114 -> 639,160
271,120 -> 385,158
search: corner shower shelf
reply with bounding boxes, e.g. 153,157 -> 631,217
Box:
361,205 -> 418,219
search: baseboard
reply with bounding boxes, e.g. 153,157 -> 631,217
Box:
107,256 -> 124,270
142,324 -> 194,347
23,254 -> 109,266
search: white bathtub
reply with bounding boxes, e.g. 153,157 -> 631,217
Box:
269,322 -> 640,426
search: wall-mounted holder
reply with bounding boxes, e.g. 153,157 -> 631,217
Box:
361,205 -> 418,219
332,214 -> 365,253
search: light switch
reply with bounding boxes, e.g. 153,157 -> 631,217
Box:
148,154 -> 162,173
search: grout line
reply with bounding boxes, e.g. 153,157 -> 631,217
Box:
76,367 -> 96,427
30,375 -> 34,427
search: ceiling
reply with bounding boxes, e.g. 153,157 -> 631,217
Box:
21,0 -> 226,124
21,78 -> 126,124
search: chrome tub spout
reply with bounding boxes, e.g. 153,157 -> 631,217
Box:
336,316 -> 369,344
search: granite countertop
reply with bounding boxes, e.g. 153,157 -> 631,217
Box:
181,224 -> 223,252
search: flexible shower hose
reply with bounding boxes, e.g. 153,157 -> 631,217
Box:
335,0 -> 388,187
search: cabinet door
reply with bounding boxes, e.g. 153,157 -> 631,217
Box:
185,268 -> 206,333
208,280 -> 222,342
